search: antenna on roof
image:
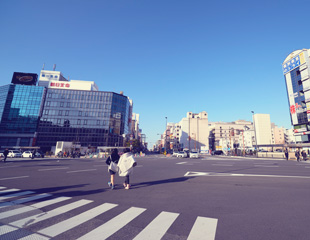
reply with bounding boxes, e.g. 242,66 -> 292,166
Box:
42,63 -> 45,70
53,64 -> 56,71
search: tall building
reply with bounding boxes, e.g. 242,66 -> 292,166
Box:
0,83 -> 45,147
283,49 -> 310,143
0,69 -> 132,152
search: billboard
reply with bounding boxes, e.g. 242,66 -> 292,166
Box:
11,72 -> 38,86
282,52 -> 306,74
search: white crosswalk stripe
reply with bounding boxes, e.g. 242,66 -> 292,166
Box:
0,193 -> 51,209
0,188 -> 20,194
0,190 -> 34,201
133,211 -> 179,240
38,203 -> 118,237
10,199 -> 93,228
0,196 -> 71,220
0,187 -> 218,240
77,206 -> 146,240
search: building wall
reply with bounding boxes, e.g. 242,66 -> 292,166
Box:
254,114 -> 272,145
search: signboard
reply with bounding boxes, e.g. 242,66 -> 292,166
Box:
49,81 -> 70,88
283,52 -> 306,74
11,72 -> 38,86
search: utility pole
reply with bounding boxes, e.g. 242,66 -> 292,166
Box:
165,117 -> 167,154
251,111 -> 258,157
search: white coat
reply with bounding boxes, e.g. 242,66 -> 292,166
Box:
117,152 -> 136,176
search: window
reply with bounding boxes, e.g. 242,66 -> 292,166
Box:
65,110 -> 69,116
78,111 -> 82,116
46,101 -> 50,107
84,120 -> 87,125
58,110 -> 62,116
60,102 -> 64,107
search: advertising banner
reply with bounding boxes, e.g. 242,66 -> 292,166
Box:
283,52 -> 306,74
11,72 -> 38,86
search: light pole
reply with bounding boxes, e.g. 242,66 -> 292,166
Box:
251,111 -> 258,157
165,117 -> 168,154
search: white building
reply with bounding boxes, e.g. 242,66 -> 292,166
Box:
253,114 -> 272,145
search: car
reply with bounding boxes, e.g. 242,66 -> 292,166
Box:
8,150 -> 22,158
172,151 -> 179,157
22,151 -> 33,158
212,150 -> 224,155
36,151 -> 45,158
0,150 -> 4,158
189,151 -> 199,158
177,151 -> 187,158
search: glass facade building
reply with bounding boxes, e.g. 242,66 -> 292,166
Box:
0,84 -> 46,147
36,88 -> 130,151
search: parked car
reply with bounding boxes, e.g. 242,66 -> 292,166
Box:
22,151 -> 33,158
36,151 -> 45,158
189,151 -> 199,158
0,150 -> 4,158
212,150 -> 224,155
172,151 -> 179,157
8,150 -> 22,158
177,151 -> 187,158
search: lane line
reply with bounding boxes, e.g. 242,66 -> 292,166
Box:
0,193 -> 51,209
212,164 -> 233,166
187,216 -> 218,240
0,196 -> 71,220
0,176 -> 29,181
133,211 -> 179,240
184,171 -> 310,179
176,162 -> 187,165
254,165 -> 279,168
77,206 -> 146,240
39,203 -> 118,237
11,199 -> 93,227
38,167 -> 69,171
67,169 -> 96,173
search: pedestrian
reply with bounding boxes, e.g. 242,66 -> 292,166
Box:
302,150 -> 307,161
105,148 -> 120,190
284,148 -> 289,160
32,149 -> 36,159
117,148 -> 137,190
295,150 -> 300,162
3,149 -> 9,162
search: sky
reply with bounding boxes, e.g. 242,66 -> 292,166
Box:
0,0 -> 309,147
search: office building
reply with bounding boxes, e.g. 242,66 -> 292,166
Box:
283,49 -> 310,143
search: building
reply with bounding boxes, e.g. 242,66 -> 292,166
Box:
209,120 -> 253,151
167,111 -> 209,152
253,114 -> 272,145
0,83 -> 45,147
283,49 -> 310,143
0,68 -> 132,152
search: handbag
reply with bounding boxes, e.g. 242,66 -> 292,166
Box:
108,161 -> 119,172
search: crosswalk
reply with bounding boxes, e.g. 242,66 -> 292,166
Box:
0,186 -> 218,240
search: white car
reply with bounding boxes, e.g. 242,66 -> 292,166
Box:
172,151 -> 179,157
8,150 -> 22,158
177,151 -> 187,158
22,151 -> 33,158
189,151 -> 199,158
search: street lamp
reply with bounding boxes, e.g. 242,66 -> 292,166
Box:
165,117 -> 168,154
251,111 -> 258,157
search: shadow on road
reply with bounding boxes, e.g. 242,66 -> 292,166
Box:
131,176 -> 194,189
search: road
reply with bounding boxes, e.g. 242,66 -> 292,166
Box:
0,154 -> 310,240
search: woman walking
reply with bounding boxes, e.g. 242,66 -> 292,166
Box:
106,148 -> 120,189
118,148 -> 137,190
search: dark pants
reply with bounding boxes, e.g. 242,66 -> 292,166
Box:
3,155 -> 7,162
125,175 -> 130,185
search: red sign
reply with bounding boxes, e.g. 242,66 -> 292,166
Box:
50,82 -> 70,88
290,105 -> 296,114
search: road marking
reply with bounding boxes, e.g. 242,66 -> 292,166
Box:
67,169 -> 97,173
177,162 -> 188,165
187,216 -> 218,240
0,190 -> 34,201
0,196 -> 71,220
0,176 -> 29,181
77,206 -> 146,240
38,167 -> 69,171
212,164 -> 233,166
0,165 -> 20,169
11,199 -> 93,227
133,211 -> 179,240
184,171 -> 310,179
0,186 -> 6,190
254,165 -> 279,168
39,203 -> 118,237
0,188 -> 20,194
0,193 -> 51,209
18,233 -> 50,240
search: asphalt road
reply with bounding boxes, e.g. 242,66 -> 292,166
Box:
0,154 -> 310,240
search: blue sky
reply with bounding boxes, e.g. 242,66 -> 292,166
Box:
1,0 -> 309,147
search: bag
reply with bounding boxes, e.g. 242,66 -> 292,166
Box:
108,161 -> 119,172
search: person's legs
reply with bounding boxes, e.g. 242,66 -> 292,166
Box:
124,175 -> 130,189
